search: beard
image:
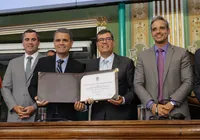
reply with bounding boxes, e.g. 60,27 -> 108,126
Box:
155,39 -> 167,44
154,32 -> 168,44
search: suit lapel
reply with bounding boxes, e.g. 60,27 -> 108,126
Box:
149,47 -> 158,84
64,56 -> 73,73
91,58 -> 100,71
46,55 -> 57,72
163,44 -> 174,82
112,54 -> 120,69
95,58 -> 100,70
26,53 -> 43,82
19,55 -> 26,82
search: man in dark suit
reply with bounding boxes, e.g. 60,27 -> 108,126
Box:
74,29 -> 137,120
28,28 -> 84,121
194,48 -> 200,101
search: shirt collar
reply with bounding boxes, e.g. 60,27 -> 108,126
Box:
56,54 -> 69,63
100,53 -> 114,64
154,43 -> 169,52
25,51 -> 39,60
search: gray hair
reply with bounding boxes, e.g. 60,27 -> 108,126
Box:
150,16 -> 169,31
53,28 -> 73,41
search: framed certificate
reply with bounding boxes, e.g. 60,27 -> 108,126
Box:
37,69 -> 118,103
37,72 -> 82,103
80,69 -> 118,101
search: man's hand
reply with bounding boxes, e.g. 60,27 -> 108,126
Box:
19,106 -> 35,119
163,102 -> 174,114
13,105 -> 25,115
151,104 -> 170,116
151,104 -> 157,115
107,96 -> 123,106
74,98 -> 98,111
84,98 -> 96,104
74,101 -> 85,111
35,96 -> 49,106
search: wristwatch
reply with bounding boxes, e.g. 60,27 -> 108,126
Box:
155,104 -> 158,116
170,101 -> 175,106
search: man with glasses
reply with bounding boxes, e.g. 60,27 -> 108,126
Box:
134,16 -> 193,120
74,29 -> 137,120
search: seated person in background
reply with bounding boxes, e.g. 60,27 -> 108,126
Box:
188,51 -> 199,105
47,50 -> 56,56
28,28 -> 84,121
74,29 -> 138,120
194,48 -> 200,102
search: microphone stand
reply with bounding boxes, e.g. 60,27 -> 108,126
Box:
87,104 -> 92,121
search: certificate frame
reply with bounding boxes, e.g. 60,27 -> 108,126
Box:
80,69 -> 118,101
37,69 -> 118,103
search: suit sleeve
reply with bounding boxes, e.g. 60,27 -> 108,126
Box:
170,50 -> 193,105
134,53 -> 154,105
1,61 -> 17,111
193,49 -> 200,101
28,60 -> 39,101
123,59 -> 135,104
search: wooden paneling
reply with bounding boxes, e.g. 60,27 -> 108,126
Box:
0,120 -> 200,139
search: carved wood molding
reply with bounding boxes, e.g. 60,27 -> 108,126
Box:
0,120 -> 200,139
0,19 -> 97,35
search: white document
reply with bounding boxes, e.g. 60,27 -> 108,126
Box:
80,70 -> 118,101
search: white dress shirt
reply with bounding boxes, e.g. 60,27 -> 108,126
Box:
99,53 -> 114,71
99,53 -> 125,104
55,54 -> 69,73
24,51 -> 39,71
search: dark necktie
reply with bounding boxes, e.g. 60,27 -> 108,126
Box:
53,59 -> 64,119
26,56 -> 33,77
158,49 -> 164,101
57,59 -> 64,73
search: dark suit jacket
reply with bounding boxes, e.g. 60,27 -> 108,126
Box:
194,48 -> 200,101
86,54 -> 137,120
28,55 -> 85,121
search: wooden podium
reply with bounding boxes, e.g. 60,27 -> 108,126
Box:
0,120 -> 200,139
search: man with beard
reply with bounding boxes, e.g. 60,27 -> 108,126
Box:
134,16 -> 193,120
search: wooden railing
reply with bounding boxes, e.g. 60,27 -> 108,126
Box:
0,120 -> 200,139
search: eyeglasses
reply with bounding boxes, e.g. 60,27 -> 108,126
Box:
97,37 -> 113,43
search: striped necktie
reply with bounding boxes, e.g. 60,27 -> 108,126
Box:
57,59 -> 64,73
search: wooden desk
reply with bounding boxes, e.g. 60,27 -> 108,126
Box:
0,120 -> 200,139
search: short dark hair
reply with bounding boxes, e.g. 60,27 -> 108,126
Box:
150,16 -> 169,31
96,29 -> 114,42
46,49 -> 56,56
53,28 -> 73,41
47,50 -> 55,53
22,29 -> 40,41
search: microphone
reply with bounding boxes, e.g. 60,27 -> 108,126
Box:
149,113 -> 185,120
